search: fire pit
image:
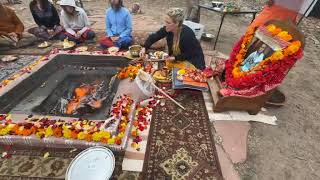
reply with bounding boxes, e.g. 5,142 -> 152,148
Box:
0,54 -> 137,151
0,54 -> 128,119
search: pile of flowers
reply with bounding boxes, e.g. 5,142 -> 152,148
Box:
117,64 -> 143,80
0,56 -> 49,89
224,24 -> 303,93
0,95 -> 133,145
130,98 -> 159,150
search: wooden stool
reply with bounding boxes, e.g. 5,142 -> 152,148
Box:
208,77 -> 275,115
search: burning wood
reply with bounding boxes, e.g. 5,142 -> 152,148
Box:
60,80 -> 109,116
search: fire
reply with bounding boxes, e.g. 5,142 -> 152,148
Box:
66,84 -> 93,115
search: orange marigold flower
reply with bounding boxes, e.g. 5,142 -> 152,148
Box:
85,133 -> 93,142
284,41 -> 301,56
71,131 -> 78,139
53,127 -> 63,137
22,128 -> 32,136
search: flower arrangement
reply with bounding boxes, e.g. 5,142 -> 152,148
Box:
0,95 -> 133,145
224,24 -> 303,92
117,64 -> 143,80
131,98 -> 159,151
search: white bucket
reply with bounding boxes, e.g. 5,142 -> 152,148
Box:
183,20 -> 205,40
65,146 -> 115,180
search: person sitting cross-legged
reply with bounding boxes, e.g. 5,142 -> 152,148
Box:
28,0 -> 63,40
99,0 -> 132,49
58,0 -> 95,43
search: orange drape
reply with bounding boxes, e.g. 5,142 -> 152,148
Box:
248,4 -> 298,30
0,5 -> 24,35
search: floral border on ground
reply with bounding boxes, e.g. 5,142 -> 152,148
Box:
130,98 -> 159,150
0,95 -> 133,145
0,56 -> 49,89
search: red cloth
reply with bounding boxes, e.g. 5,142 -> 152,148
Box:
63,29 -> 93,42
248,4 -> 298,30
99,36 -> 114,47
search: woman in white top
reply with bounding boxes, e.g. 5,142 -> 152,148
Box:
58,0 -> 95,43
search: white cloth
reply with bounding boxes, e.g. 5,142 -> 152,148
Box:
61,7 -> 90,35
58,0 -> 76,7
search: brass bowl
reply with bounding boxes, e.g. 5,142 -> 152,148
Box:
129,45 -> 142,57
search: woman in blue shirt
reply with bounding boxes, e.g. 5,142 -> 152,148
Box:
99,0 -> 132,49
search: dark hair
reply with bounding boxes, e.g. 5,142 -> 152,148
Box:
109,0 -> 124,10
31,0 -> 50,10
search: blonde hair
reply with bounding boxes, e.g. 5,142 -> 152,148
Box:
166,8 -> 184,26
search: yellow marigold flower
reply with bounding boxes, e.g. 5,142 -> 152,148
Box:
45,126 -> 54,137
118,132 -> 125,139
92,132 -> 102,142
63,128 -> 72,139
107,137 -> 115,145
77,131 -> 87,140
0,127 -> 10,135
266,24 -> 276,32
277,31 -> 293,42
99,131 -> 111,139
36,129 -> 45,138
272,51 -> 285,60
7,124 -> 15,129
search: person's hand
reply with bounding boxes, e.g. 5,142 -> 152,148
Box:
75,31 -> 82,39
48,29 -> 54,35
7,32 -> 19,42
139,47 -> 146,57
166,56 -> 175,61
267,0 -> 274,7
111,36 -> 119,42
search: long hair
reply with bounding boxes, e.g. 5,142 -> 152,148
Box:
31,0 -> 50,10
109,0 -> 124,10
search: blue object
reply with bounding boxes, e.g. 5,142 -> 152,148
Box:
114,36 -> 132,48
105,7 -> 132,38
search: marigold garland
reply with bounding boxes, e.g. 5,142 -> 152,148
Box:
117,64 -> 143,80
225,24 -> 303,91
0,95 -> 133,145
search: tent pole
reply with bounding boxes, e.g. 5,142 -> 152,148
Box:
297,0 -> 317,25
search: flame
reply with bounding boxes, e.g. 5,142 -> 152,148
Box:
66,85 -> 93,115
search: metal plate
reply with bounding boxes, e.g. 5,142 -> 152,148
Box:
66,146 -> 115,180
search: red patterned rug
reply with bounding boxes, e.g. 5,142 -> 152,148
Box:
142,90 -> 223,179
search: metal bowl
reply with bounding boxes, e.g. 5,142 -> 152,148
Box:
201,33 -> 215,41
129,45 -> 142,57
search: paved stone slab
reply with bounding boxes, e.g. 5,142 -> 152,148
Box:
214,121 -> 250,163
216,144 -> 241,180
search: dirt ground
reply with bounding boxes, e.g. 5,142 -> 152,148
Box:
2,0 -> 320,179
